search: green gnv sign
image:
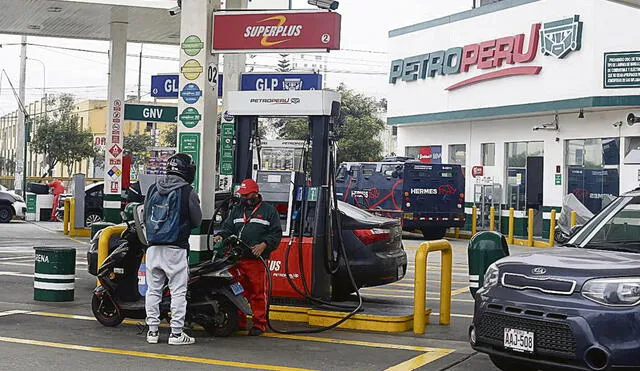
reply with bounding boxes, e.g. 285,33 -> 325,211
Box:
124,104 -> 178,123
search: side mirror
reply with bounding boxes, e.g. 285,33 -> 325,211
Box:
569,224 -> 583,235
120,211 -> 128,221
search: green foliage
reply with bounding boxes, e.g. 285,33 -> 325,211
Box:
161,125 -> 177,147
30,93 -> 96,176
278,84 -> 386,163
124,132 -> 154,169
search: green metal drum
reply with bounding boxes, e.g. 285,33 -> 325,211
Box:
34,247 -> 76,302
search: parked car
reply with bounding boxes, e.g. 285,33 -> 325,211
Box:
331,200 -> 407,298
470,188 -> 640,371
57,182 -> 105,226
0,189 -> 27,223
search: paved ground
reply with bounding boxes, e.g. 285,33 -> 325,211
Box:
0,221 -> 540,370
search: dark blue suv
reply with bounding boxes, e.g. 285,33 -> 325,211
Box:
470,188 -> 640,371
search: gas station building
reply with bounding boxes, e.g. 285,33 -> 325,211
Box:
388,0 -> 640,237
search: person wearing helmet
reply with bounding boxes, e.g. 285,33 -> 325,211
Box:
213,178 -> 282,336
144,153 -> 202,345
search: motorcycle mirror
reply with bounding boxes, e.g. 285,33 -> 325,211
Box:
120,211 -> 128,221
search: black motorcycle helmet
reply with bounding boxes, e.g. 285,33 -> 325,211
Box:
166,153 -> 196,184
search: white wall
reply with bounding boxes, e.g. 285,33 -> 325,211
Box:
397,109 -> 640,206
388,0 -> 640,119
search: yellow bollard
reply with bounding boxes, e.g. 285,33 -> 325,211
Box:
63,198 -> 71,235
489,207 -> 495,232
549,209 -> 557,246
97,225 -> 127,285
508,208 -> 514,244
69,198 -> 76,237
454,227 -> 460,239
413,240 -> 453,334
471,206 -> 477,236
570,211 -> 577,228
527,208 -> 534,247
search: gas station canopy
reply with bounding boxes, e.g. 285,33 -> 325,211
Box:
0,0 -> 180,45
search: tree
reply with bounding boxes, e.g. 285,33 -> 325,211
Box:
278,84 -> 386,164
124,132 -> 154,172
30,93 -> 96,176
276,54 -> 292,72
161,125 -> 177,147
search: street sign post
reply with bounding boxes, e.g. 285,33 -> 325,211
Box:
124,103 -> 178,123
152,74 -> 223,98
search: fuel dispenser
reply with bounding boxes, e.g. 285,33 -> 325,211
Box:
226,90 -> 343,303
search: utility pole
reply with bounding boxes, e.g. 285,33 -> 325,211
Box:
137,43 -> 143,133
16,35 -> 27,196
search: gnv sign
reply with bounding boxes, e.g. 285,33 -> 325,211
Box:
151,74 -> 223,98
241,73 -> 322,91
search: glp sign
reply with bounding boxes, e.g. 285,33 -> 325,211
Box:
152,74 -> 223,98
389,15 -> 583,91
241,73 -> 322,91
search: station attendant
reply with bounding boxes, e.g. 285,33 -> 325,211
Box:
47,178 -> 65,222
213,178 -> 282,336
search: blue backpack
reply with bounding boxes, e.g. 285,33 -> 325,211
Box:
144,184 -> 186,245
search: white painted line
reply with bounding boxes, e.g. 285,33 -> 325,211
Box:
0,256 -> 33,261
0,310 -> 30,317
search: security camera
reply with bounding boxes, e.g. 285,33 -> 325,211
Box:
308,0 -> 339,10
532,114 -> 559,131
168,6 -> 181,16
613,121 -> 623,128
628,113 -> 640,126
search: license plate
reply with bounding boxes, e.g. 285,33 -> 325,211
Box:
398,265 -> 404,279
230,282 -> 244,296
503,328 -> 534,353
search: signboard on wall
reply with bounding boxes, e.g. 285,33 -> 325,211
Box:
418,146 -> 442,164
604,51 -> 640,88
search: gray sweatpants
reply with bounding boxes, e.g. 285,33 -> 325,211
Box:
145,246 -> 188,334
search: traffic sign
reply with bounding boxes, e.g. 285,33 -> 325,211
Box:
124,104 -> 178,123
151,74 -> 223,98
241,73 -> 322,91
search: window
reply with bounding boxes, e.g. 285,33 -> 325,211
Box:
566,138 -> 620,167
448,144 -> 466,165
588,197 -> 640,247
392,126 -> 398,136
482,143 -> 495,166
624,137 -> 640,164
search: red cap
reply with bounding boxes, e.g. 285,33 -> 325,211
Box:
237,179 -> 259,195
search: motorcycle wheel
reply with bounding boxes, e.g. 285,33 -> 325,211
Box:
91,292 -> 125,327
554,230 -> 568,244
204,299 -> 239,337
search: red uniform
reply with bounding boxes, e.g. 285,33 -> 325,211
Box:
233,259 -> 268,331
48,180 -> 65,221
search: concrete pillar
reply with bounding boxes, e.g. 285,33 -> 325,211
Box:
178,0 -> 220,262
15,35 -> 27,196
103,7 -> 128,223
220,0 -> 249,191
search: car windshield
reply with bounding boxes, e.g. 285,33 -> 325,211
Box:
571,195 -> 640,252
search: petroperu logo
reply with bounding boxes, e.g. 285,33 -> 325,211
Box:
244,15 -> 303,47
249,97 -> 300,105
389,15 -> 583,91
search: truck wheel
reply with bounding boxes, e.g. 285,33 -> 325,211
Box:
421,227 -> 446,240
0,205 -> 13,223
489,355 -> 537,371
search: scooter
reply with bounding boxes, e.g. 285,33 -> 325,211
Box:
91,204 -> 252,337
554,193 -> 594,244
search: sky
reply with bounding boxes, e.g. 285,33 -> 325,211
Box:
0,0 -> 474,115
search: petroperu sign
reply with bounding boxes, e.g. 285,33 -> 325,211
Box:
389,15 -> 583,91
212,10 -> 341,52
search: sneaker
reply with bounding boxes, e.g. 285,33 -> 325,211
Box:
146,330 -> 159,344
168,332 -> 195,345
248,327 -> 264,336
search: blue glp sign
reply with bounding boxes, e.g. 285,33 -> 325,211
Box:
241,73 -> 322,91
152,74 -> 223,98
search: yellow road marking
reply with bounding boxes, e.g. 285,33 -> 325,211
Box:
391,281 -> 469,287
0,336 -> 314,371
451,287 -> 469,296
20,310 -> 456,369
431,312 -> 473,319
385,349 -> 455,371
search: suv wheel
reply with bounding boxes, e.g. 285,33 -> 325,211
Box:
0,205 -> 13,223
85,212 -> 102,227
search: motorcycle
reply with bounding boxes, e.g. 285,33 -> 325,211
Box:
554,193 -> 595,244
91,204 -> 252,337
